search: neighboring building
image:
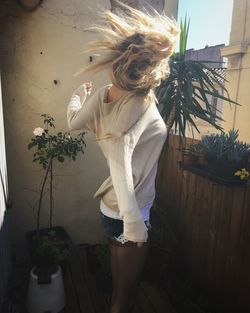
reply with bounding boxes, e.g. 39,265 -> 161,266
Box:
183,44 -> 227,139
221,0 -> 250,143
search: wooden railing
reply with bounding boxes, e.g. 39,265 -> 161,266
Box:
156,134 -> 250,313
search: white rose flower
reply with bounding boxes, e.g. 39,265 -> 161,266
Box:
33,127 -> 45,136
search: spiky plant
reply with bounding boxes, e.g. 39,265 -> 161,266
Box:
156,17 -> 237,138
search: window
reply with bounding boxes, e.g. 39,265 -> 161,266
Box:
0,74 -> 8,227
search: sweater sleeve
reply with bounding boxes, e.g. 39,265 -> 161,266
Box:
67,83 -> 99,133
108,133 -> 148,242
108,98 -> 150,242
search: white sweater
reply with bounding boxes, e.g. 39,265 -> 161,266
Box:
67,83 -> 167,242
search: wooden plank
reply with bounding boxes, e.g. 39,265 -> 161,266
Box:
222,187 -> 246,312
169,134 -> 179,209
179,170 -> 190,232
77,245 -> 109,313
191,177 -> 213,288
77,245 -> 142,313
229,187 -> 250,312
156,140 -> 168,196
64,266 -> 80,313
212,185 -> 233,293
68,247 -> 96,313
184,172 -> 197,258
174,155 -> 184,226
203,183 -> 223,291
140,281 -> 176,313
189,174 -> 205,284
136,283 -> 157,313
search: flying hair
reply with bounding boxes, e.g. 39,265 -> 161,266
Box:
75,1 -> 180,97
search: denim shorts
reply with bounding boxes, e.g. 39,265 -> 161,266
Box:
101,212 -> 152,244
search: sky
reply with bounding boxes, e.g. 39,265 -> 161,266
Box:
177,0 -> 234,50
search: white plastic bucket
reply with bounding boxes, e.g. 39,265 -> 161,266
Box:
26,265 -> 65,313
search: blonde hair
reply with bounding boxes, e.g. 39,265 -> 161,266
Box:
77,1 -> 180,97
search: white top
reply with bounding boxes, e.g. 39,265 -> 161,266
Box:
100,199 -> 153,221
67,83 -> 167,242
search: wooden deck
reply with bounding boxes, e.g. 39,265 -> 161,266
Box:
64,245 -> 176,313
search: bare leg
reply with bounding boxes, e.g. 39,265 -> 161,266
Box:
108,239 -> 149,313
108,238 -> 118,306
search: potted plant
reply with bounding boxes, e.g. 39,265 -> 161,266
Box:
186,130 -> 250,185
26,114 -> 86,312
26,229 -> 70,313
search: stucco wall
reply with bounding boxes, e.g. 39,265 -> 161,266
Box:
0,0 -> 178,247
221,0 -> 250,143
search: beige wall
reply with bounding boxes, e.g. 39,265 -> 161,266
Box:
0,0 -> 178,247
221,0 -> 250,143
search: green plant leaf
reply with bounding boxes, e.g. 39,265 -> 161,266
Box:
57,156 -> 64,162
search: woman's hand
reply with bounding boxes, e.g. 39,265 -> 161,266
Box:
123,219 -> 148,246
136,242 -> 144,247
85,81 -> 92,95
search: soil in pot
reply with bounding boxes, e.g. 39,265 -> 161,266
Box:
26,226 -> 72,276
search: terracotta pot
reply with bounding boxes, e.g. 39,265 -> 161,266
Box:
182,153 -> 199,166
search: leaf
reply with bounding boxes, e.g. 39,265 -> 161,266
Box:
57,156 -> 64,163
28,142 -> 36,150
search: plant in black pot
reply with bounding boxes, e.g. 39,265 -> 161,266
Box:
191,129 -> 250,185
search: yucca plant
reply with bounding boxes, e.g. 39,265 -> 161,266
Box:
156,17 -> 238,138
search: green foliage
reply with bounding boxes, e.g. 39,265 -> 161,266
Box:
156,16 -> 238,138
27,114 -> 87,230
193,129 -> 250,165
179,15 -> 189,58
28,114 -> 86,170
33,229 -> 70,267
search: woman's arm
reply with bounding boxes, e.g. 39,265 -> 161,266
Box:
107,98 -> 151,243
108,131 -> 148,243
67,82 -> 98,132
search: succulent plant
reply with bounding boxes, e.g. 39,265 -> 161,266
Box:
194,129 -> 250,166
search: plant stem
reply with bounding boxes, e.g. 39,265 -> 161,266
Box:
37,158 -> 52,232
49,158 -> 53,229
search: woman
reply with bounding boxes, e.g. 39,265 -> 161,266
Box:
67,3 -> 179,313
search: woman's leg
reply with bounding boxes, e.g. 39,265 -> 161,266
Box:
108,239 -> 149,313
108,238 -> 118,306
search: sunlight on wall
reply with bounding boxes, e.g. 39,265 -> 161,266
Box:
0,0 -> 178,246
